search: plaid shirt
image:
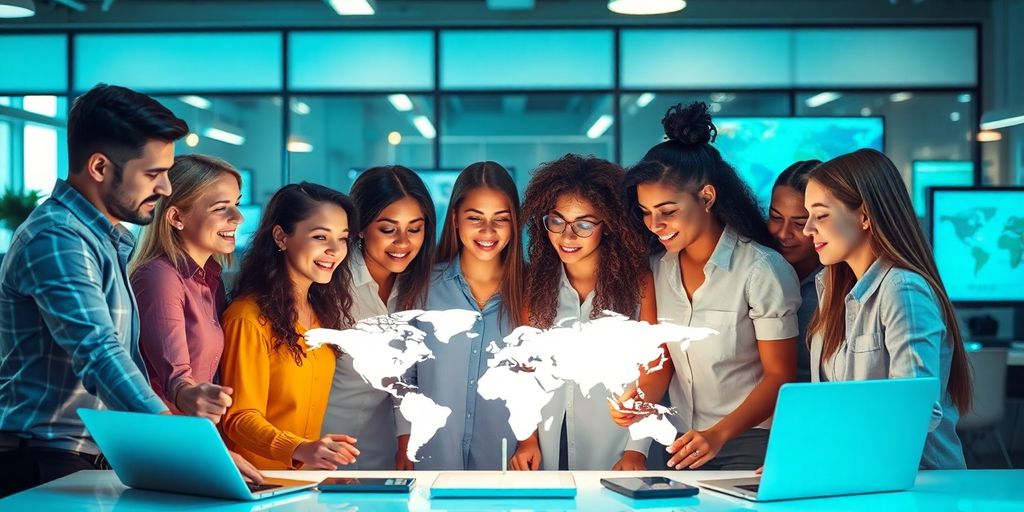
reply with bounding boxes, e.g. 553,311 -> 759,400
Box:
0,180 -> 166,454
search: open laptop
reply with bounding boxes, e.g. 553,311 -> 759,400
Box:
698,377 -> 937,502
78,408 -> 317,501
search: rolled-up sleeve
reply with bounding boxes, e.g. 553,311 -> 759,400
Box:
746,252 -> 801,341
23,227 -> 166,414
880,274 -> 945,431
132,263 -> 192,411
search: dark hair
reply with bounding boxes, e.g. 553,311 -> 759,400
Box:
68,84 -> 188,174
624,101 -> 774,253
233,182 -> 359,365
773,160 -> 822,194
522,154 -> 647,329
350,165 -> 437,311
436,161 -> 525,324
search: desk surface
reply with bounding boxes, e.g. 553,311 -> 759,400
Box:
1,469 -> 1022,512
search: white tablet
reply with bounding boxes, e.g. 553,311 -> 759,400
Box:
429,472 -> 577,499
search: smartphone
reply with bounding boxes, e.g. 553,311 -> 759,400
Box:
318,477 -> 415,493
600,477 -> 699,499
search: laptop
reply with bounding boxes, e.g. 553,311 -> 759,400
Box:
430,472 -> 577,498
78,408 -> 317,501
698,377 -> 937,502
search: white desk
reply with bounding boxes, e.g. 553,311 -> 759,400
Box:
1,469 -> 1022,511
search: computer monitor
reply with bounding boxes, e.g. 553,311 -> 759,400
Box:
713,117 -> 884,212
911,161 -> 974,217
929,186 -> 1024,304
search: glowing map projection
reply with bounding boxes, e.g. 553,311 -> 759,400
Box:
305,310 -> 715,461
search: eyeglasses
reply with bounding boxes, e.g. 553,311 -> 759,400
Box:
542,214 -> 603,238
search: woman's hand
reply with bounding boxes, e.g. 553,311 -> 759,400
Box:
666,428 -> 726,470
509,433 -> 541,471
292,434 -> 359,469
395,435 -> 415,470
612,450 -> 647,471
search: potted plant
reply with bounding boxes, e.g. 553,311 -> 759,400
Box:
0,188 -> 44,232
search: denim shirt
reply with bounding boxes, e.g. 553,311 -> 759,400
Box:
810,258 -> 966,470
0,180 -> 166,454
397,259 -> 517,470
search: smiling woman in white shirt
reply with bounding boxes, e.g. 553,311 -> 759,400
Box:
611,102 -> 801,471
509,154 -> 657,471
802,148 -> 972,470
322,165 -> 436,470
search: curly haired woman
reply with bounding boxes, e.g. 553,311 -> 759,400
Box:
509,154 -> 658,471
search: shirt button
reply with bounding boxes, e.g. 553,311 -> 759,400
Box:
466,412 -> 472,419
472,349 -> 479,354
469,379 -> 475,385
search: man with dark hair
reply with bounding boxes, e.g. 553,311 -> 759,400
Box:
0,84 -> 258,496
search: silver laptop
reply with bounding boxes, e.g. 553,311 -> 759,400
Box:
699,377 -> 937,502
78,408 -> 317,501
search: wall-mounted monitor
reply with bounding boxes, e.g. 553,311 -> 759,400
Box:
712,117 -> 884,211
929,186 -> 1024,304
911,160 -> 974,217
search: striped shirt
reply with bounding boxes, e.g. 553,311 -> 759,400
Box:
0,180 -> 167,454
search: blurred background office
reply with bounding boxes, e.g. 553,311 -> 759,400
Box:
1,0 -> 1022,468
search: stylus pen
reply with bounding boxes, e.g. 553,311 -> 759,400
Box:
502,437 -> 508,474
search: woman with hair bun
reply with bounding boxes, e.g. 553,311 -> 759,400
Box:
610,102 -> 801,471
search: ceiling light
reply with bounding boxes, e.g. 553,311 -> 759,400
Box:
0,0 -> 35,18
804,92 -> 842,108
957,93 -> 972,104
889,92 -> 914,103
608,0 -> 685,15
981,111 -> 1024,131
709,92 -> 736,103
387,94 -> 414,112
326,0 -> 375,15
949,112 -> 961,122
184,133 -> 200,148
976,130 -> 1002,142
290,100 -> 311,115
860,107 -> 872,116
180,95 -> 211,110
635,93 -> 656,108
587,114 -> 614,139
203,127 -> 245,146
412,115 -> 436,139
287,136 -> 314,153
388,131 -> 402,145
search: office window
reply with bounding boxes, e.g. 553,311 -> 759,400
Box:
289,32 -> 434,91
0,35 -> 67,93
441,30 -> 614,90
289,95 -> 435,193
440,93 -> 614,186
23,124 -> 59,195
75,33 -> 282,92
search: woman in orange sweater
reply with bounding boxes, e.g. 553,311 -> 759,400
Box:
220,182 -> 361,470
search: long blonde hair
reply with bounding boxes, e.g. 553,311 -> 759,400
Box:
807,148 -> 972,412
129,154 -> 242,276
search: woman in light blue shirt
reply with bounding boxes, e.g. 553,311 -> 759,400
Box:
396,161 -> 526,470
510,154 -> 657,471
767,160 -> 824,382
323,166 -> 436,470
612,102 -> 800,471
802,148 -> 972,470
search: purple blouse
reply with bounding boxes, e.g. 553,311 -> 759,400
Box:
132,255 -> 226,414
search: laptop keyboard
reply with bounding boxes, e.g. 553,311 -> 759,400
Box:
247,483 -> 283,492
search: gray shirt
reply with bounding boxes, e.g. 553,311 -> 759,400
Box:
653,226 -> 800,433
810,258 -> 966,470
795,267 -> 823,382
322,250 -> 399,469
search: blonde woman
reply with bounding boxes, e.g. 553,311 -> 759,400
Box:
130,154 -> 244,422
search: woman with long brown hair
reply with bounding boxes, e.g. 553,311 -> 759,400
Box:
219,182 -> 361,470
509,154 -> 657,471
803,148 -> 971,470
395,161 -> 526,470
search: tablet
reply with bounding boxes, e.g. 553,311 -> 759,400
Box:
318,477 -> 415,493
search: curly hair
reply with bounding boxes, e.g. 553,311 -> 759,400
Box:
624,102 -> 774,255
522,154 -> 648,329
232,182 -> 358,365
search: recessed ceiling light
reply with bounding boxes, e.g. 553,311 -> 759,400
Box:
608,0 -> 685,15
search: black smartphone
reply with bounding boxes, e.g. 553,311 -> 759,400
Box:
600,477 -> 699,499
318,477 -> 415,493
